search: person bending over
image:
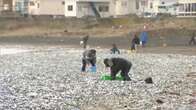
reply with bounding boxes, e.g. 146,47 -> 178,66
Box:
82,49 -> 96,72
104,58 -> 132,81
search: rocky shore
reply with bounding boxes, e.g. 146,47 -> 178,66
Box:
0,47 -> 195,110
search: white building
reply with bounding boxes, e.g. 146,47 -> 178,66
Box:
12,0 -> 29,15
0,0 -> 13,12
112,0 -> 137,17
156,0 -> 178,15
136,0 -> 178,17
177,0 -> 196,17
28,0 -> 65,16
64,0 -> 137,18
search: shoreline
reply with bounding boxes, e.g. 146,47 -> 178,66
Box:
0,44 -> 195,56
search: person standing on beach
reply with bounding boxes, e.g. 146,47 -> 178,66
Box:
189,32 -> 196,45
110,44 -> 120,54
81,35 -> 89,49
139,31 -> 148,47
131,34 -> 140,51
138,24 -> 149,47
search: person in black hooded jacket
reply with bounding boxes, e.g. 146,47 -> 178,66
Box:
131,34 -> 140,51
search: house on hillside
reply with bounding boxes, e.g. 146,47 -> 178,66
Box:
28,0 -> 65,16
13,0 -> 29,15
136,0 -> 178,17
64,0 -> 137,18
65,0 -> 110,18
156,0 -> 178,15
112,0 -> 137,17
135,0 -> 160,17
177,0 -> 196,17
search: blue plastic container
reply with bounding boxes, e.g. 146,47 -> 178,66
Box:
90,66 -> 97,73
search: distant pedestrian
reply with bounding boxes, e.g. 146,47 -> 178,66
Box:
189,32 -> 196,45
139,31 -> 148,47
110,44 -> 120,54
81,35 -> 89,49
131,34 -> 140,51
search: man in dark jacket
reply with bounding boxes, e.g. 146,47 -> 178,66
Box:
104,58 -> 132,81
131,35 -> 140,51
189,32 -> 196,45
81,49 -> 96,72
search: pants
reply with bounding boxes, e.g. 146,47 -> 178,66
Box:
189,39 -> 196,45
81,59 -> 95,72
83,42 -> 87,49
121,64 -> 131,81
131,43 -> 136,50
141,41 -> 146,47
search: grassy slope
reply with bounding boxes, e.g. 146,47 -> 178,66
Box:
0,16 -> 195,38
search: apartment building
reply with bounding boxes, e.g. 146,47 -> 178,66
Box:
65,0 -> 137,18
136,0 -> 178,17
178,0 -> 196,17
13,0 -> 29,15
28,0 -> 65,16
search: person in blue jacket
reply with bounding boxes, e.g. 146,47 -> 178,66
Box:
140,31 -> 148,47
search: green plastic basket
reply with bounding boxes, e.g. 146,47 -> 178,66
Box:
101,74 -> 124,80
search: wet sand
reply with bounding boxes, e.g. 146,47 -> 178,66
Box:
0,36 -> 195,55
